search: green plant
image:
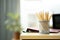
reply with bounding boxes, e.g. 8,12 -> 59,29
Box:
5,13 -> 21,32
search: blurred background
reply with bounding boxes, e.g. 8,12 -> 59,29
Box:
20,0 -> 60,31
1,0 -> 60,40
0,0 -> 20,40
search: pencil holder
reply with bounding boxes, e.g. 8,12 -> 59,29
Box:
39,21 -> 49,34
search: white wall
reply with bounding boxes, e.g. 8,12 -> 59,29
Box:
20,0 -> 60,31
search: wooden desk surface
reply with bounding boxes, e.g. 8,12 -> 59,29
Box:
20,33 -> 60,39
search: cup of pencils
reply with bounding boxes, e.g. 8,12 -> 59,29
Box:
36,11 -> 52,34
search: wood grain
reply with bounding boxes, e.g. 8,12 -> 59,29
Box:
20,33 -> 60,40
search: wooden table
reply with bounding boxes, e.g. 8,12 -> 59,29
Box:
20,33 -> 60,40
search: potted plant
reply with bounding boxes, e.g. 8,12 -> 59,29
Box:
5,13 -> 21,40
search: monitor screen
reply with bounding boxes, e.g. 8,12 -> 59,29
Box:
53,14 -> 60,29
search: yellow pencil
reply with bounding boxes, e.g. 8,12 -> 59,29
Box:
39,11 -> 44,20
36,13 -> 42,21
48,14 -> 52,21
45,12 -> 49,21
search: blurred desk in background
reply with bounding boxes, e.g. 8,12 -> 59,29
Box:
20,33 -> 60,40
